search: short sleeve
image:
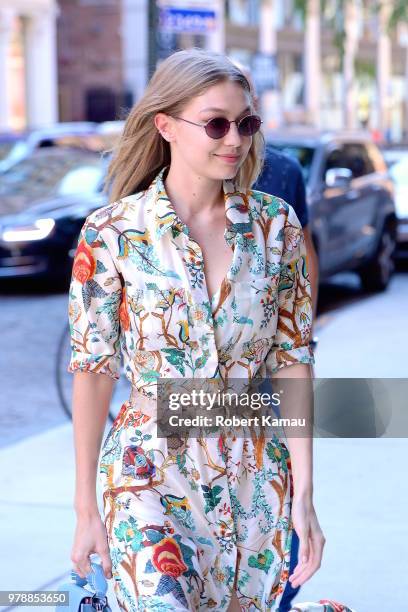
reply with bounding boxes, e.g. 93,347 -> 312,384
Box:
265,204 -> 315,374
67,216 -> 122,380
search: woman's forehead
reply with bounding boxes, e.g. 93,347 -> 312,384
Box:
187,82 -> 251,114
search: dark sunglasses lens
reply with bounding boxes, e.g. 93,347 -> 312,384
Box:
205,117 -> 230,139
238,115 -> 261,136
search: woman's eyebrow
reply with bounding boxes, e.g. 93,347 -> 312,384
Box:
199,106 -> 251,115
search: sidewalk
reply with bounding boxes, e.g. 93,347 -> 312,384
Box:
0,423 -> 405,611
0,277 -> 407,611
0,421 -> 120,612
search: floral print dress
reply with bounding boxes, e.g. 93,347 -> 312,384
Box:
67,167 -> 315,611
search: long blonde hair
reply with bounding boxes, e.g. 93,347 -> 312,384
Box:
105,48 -> 265,201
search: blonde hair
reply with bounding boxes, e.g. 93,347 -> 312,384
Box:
105,48 -> 265,201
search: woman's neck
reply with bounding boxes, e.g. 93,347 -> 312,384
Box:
164,164 -> 224,221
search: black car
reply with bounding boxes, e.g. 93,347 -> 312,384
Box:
0,147 -> 107,283
266,130 -> 397,292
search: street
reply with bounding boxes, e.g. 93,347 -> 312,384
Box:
0,267 -> 407,611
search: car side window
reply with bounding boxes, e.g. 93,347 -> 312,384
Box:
325,146 -> 348,174
325,143 -> 373,179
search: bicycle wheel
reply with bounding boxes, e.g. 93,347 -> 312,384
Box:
56,323 -> 74,420
56,323 -> 130,422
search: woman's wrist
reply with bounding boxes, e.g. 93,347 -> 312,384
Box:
293,485 -> 313,503
74,497 -> 100,519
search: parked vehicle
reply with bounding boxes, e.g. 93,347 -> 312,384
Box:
382,147 -> 408,259
266,129 -> 397,292
0,147 -> 107,282
0,122 -> 99,173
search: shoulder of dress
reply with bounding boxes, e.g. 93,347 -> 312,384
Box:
84,191 -> 147,230
247,188 -> 291,220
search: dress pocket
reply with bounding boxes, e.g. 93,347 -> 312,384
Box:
233,274 -> 280,338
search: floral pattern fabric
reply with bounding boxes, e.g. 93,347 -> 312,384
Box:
67,167 -> 315,611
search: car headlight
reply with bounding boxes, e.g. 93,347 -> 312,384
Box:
1,218 -> 56,242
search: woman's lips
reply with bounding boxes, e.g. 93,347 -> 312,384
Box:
215,154 -> 241,163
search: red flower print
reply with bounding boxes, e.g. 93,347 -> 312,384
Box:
236,203 -> 249,213
119,287 -> 131,331
72,240 -> 96,284
151,537 -> 188,578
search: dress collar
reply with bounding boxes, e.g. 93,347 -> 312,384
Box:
149,166 -> 254,243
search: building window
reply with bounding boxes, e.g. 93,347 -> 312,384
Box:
227,0 -> 253,26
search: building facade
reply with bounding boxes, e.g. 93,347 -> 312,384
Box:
1,0 -> 406,139
0,0 -> 58,130
57,0 -> 129,123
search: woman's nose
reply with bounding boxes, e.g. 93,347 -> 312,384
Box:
223,121 -> 242,146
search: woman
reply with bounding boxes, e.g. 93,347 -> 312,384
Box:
68,48 -> 325,611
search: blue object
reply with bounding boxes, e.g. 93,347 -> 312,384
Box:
253,144 -> 309,228
279,528 -> 301,611
55,560 -> 111,612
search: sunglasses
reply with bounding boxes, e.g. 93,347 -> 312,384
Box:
172,114 -> 262,139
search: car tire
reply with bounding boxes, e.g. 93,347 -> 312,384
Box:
358,223 -> 396,293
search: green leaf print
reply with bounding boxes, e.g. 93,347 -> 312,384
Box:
194,352 -> 209,369
276,227 -> 284,241
237,569 -> 251,588
87,278 -> 108,298
162,348 -> 186,376
266,199 -> 280,218
280,342 -> 293,350
145,528 -> 166,544
175,537 -> 196,572
84,227 -> 98,245
81,283 -> 92,312
266,441 -> 288,472
96,260 -> 108,274
145,559 -> 156,573
248,549 -> 274,573
176,453 -> 186,469
141,369 -> 161,382
114,519 -> 144,552
201,484 -> 223,514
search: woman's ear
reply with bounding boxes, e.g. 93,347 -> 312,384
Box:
154,113 -> 174,142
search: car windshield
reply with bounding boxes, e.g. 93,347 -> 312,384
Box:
267,142 -> 315,183
0,148 -> 104,201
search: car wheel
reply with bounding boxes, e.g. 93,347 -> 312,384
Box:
358,224 -> 396,293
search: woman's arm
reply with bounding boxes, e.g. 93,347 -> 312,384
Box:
72,371 -> 115,517
271,362 -> 313,499
70,371 -> 115,580
272,362 -> 325,589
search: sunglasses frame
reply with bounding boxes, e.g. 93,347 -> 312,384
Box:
171,114 -> 262,139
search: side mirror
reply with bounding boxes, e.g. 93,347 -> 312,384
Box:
325,167 -> 353,188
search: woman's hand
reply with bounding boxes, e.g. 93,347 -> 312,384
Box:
288,495 -> 325,588
71,513 -> 113,580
